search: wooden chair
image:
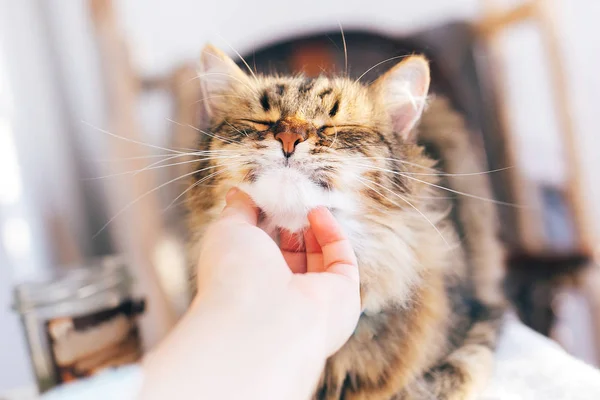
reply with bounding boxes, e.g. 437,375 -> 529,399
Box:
88,0 -> 599,363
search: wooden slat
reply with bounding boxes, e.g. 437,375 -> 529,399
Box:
476,2 -> 537,37
536,0 -> 594,254
89,0 -> 177,349
478,0 -> 594,255
577,262 -> 600,365
477,1 -> 540,252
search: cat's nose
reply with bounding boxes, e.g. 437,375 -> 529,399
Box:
275,131 -> 305,157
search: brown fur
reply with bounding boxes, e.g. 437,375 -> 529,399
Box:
185,45 -> 506,399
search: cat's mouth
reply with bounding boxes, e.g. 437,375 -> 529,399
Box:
282,159 -> 331,189
238,166 -> 331,232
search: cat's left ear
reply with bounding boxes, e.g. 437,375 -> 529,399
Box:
371,55 -> 430,139
198,44 -> 250,119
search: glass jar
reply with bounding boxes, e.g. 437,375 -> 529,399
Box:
13,256 -> 145,393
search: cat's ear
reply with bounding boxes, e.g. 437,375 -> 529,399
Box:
371,55 -> 430,139
198,44 -> 249,118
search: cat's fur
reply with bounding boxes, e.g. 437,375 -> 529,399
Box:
185,45 -> 506,399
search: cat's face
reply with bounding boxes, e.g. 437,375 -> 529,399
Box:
189,45 -> 432,236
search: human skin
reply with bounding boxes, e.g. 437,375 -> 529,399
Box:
139,188 -> 361,400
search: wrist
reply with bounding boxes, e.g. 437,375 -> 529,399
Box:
140,299 -> 327,400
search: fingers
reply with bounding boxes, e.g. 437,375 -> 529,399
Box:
303,227 -> 320,253
296,210 -> 360,355
291,272 -> 361,356
307,207 -> 359,283
279,230 -> 306,274
220,188 -> 259,226
197,188 -> 291,294
304,228 -> 324,273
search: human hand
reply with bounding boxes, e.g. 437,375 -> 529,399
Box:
140,188 -> 360,400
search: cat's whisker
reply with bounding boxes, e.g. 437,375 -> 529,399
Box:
335,154 -> 511,177
82,120 -> 192,154
332,147 -> 513,176
93,161 -> 246,238
338,21 -> 348,76
353,174 -> 450,247
196,71 -> 256,93
318,65 -> 331,75
328,122 -> 339,150
91,149 -> 241,165
132,152 -> 207,176
131,150 -> 244,176
236,166 -> 255,188
338,155 -> 511,176
164,165 -> 242,212
330,154 -> 440,172
166,118 -> 240,145
355,163 -> 524,208
225,120 -> 249,137
93,168 -> 201,238
92,154 -> 185,163
216,35 -> 258,81
356,55 -> 410,83
84,155 -> 245,180
133,154 -> 245,176
179,73 -> 202,88
408,195 -> 458,200
403,172 -> 525,208
252,52 -> 258,76
165,170 -> 223,211
194,127 -> 241,146
400,166 -> 514,177
190,94 -> 245,107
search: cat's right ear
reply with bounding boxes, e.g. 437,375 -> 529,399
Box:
370,55 -> 430,140
198,44 -> 249,119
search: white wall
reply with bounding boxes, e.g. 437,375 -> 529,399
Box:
557,0 -> 600,244
115,0 -> 480,76
0,0 -> 76,394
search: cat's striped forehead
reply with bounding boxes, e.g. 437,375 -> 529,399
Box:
250,75 -> 377,124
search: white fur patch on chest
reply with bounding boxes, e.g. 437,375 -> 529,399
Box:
237,166 -> 423,313
336,211 -> 422,313
239,167 -> 354,233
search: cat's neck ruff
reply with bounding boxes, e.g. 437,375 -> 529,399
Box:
239,167 -> 428,314
239,166 -> 357,233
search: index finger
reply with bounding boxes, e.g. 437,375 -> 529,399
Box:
307,207 -> 358,282
279,229 -> 306,274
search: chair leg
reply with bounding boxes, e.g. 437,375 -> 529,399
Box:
578,262 -> 600,365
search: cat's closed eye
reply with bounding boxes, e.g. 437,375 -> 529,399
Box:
319,125 -> 338,136
238,119 -> 274,132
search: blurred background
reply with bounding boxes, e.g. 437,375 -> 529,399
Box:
0,0 -> 599,397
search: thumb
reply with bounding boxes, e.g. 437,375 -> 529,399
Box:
297,207 -> 361,355
196,188 -> 290,293
220,187 -> 259,226
307,207 -> 359,283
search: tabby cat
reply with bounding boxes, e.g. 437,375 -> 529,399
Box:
185,44 -> 506,400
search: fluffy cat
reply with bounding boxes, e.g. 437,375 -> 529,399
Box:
185,44 -> 506,399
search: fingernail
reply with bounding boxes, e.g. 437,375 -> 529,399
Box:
225,187 -> 239,203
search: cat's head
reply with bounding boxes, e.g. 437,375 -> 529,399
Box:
189,44 -> 434,236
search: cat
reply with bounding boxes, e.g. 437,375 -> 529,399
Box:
185,44 -> 506,400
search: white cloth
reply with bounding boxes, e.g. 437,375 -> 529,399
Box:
31,317 -> 600,400
40,364 -> 142,400
481,316 -> 600,400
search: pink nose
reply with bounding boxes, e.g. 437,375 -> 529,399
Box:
275,131 -> 305,157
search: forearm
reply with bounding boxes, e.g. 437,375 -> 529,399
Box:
139,301 -> 325,400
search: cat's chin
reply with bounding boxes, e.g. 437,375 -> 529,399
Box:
239,167 -> 329,233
